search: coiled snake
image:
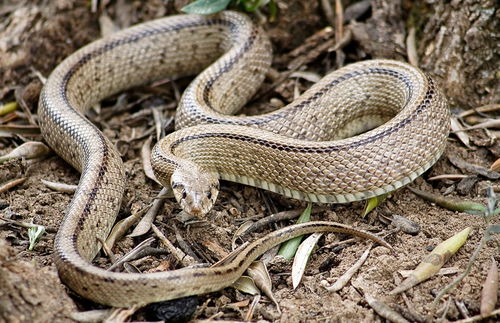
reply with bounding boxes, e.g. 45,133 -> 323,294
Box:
38,11 -> 449,306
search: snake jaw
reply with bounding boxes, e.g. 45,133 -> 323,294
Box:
170,166 -> 219,216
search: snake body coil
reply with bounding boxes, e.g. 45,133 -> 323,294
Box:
38,12 -> 449,306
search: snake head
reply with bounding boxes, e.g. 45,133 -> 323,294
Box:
170,167 -> 219,216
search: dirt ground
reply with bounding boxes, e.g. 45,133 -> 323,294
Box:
0,0 -> 499,322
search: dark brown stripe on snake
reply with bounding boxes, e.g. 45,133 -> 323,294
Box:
193,66 -> 416,127
170,76 -> 436,153
201,24 -> 260,109
60,18 -> 239,93
56,18 -> 239,247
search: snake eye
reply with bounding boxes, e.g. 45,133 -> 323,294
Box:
181,191 -> 187,200
207,191 -> 212,199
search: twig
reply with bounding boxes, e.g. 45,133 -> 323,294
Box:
97,237 -> 117,264
41,179 -> 77,193
151,224 -> 196,266
452,307 -> 500,323
129,188 -> 169,237
325,243 -> 372,292
108,237 -> 155,271
334,0 -> 345,67
240,206 -> 328,238
320,0 -> 335,26
457,103 -> 500,118
365,294 -> 409,323
0,177 -> 27,193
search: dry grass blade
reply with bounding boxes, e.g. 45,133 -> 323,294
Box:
453,119 -> 500,132
0,215 -> 56,233
480,258 -> 498,316
365,294 -> 409,323
96,236 -> 116,263
141,136 -> 161,184
129,187 -> 169,237
490,158 -> 500,172
290,71 -> 322,83
326,244 -> 372,292
458,103 -> 500,118
334,0 -> 345,66
431,187 -> 498,310
0,125 -> 41,137
105,204 -> 152,249
286,29 -> 336,70
454,299 -> 470,319
390,227 -> 471,295
450,117 -> 471,148
107,237 -> 155,271
41,179 -> 77,193
406,27 -> 418,66
232,220 -> 254,250
152,107 -> 164,141
244,295 -> 261,322
201,239 -> 229,259
0,141 -> 50,163
428,174 -> 468,181
292,232 -> 323,289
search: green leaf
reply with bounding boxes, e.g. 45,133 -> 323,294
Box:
277,203 -> 312,259
488,225 -> 500,233
267,0 -> 277,21
181,0 -> 233,15
242,0 -> 264,11
0,101 -> 18,116
361,194 -> 388,217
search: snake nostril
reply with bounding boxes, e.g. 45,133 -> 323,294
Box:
190,206 -> 201,215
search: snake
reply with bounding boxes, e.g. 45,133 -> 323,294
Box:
37,11 -> 449,307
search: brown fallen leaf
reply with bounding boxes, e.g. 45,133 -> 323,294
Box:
247,261 -> 280,312
0,141 -> 50,163
480,258 -> 498,316
491,158 -> 500,172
